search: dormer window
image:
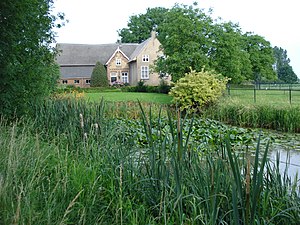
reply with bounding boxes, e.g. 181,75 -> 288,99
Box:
142,55 -> 149,62
116,58 -> 121,66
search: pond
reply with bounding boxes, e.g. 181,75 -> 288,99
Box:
268,132 -> 300,181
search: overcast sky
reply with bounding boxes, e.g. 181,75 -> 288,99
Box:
53,0 -> 299,77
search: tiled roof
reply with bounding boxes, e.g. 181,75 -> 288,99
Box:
56,43 -> 139,65
60,66 -> 94,79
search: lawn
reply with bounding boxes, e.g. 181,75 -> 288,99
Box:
85,91 -> 173,104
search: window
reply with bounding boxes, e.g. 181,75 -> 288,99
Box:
141,66 -> 149,79
121,72 -> 128,83
110,72 -> 117,83
62,80 -> 68,84
142,55 -> 149,62
74,80 -> 80,84
86,80 -> 91,84
116,58 -> 121,66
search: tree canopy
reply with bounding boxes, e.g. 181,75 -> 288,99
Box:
273,46 -> 298,83
118,3 -> 280,84
0,0 -> 63,118
118,7 -> 168,43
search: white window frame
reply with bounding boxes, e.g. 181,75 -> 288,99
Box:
142,55 -> 149,62
110,72 -> 117,83
121,72 -> 129,83
62,80 -> 68,84
74,80 -> 80,84
85,79 -> 91,84
141,66 -> 149,79
116,58 -> 121,66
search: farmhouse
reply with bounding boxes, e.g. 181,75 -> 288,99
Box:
56,32 -> 169,88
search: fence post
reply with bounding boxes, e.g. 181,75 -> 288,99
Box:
227,84 -> 230,96
254,86 -> 256,103
289,88 -> 292,104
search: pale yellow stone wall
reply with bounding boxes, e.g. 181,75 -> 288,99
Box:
136,33 -> 171,86
106,51 -> 130,84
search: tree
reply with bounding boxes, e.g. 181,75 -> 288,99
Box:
273,46 -> 298,83
208,22 -> 252,83
118,7 -> 168,43
0,0 -> 63,118
156,3 -> 214,82
90,62 -> 109,87
118,3 -> 279,84
243,33 -> 276,82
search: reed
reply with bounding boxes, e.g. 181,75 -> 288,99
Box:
205,101 -> 300,133
0,100 -> 299,224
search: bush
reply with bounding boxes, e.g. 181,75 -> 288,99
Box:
158,79 -> 172,94
170,69 -> 229,112
91,61 -> 109,87
122,79 -> 172,94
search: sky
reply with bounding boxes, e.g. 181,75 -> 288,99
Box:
52,0 -> 300,77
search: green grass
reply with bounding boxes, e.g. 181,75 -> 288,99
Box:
85,91 -> 173,104
227,89 -> 300,106
1,100 -> 299,224
205,89 -> 300,132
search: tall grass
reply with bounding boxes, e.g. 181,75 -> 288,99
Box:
0,100 -> 299,224
205,100 -> 300,133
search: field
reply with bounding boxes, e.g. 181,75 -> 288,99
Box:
227,88 -> 300,106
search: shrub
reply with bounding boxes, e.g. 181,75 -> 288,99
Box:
91,61 -> 109,87
158,79 -> 172,94
122,79 -> 172,94
170,69 -> 230,112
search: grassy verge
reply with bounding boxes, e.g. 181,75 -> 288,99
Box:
85,91 -> 173,104
204,89 -> 300,133
0,99 -> 299,224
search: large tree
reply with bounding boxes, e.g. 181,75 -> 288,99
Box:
156,3 -> 214,82
118,7 -> 168,43
208,22 -> 252,83
0,0 -> 63,117
273,46 -> 298,83
118,3 -> 278,84
243,33 -> 276,82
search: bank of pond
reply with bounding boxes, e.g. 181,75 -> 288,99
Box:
0,98 -> 299,224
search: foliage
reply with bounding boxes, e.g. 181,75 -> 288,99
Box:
243,33 -> 277,82
118,3 -> 277,84
122,79 -> 172,94
170,69 -> 229,112
205,97 -> 300,133
273,46 -> 298,83
90,61 -> 108,87
208,22 -> 252,83
0,0 -> 63,118
0,100 -> 299,224
156,3 -> 214,82
118,7 -> 168,43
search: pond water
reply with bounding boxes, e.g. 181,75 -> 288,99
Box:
268,132 -> 300,181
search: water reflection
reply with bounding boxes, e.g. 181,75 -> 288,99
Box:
268,134 -> 300,181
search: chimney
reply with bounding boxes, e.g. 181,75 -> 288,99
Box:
151,31 -> 156,39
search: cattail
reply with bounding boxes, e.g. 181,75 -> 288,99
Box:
94,123 -> 99,130
79,113 -> 84,129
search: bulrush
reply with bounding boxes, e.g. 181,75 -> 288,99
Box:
79,113 -> 84,129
